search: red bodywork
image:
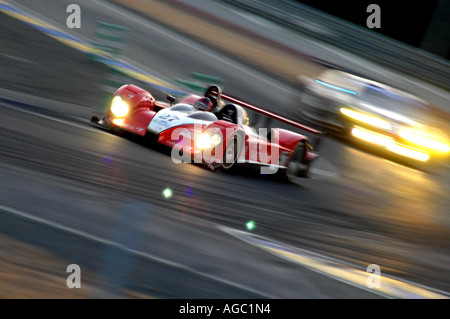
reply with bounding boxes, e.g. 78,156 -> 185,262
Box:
104,84 -> 169,136
101,84 -> 322,174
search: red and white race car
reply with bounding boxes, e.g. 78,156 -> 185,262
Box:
90,84 -> 322,180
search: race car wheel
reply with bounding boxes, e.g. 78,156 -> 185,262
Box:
286,141 -> 308,180
222,135 -> 242,170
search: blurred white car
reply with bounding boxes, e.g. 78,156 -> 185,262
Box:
297,69 -> 449,163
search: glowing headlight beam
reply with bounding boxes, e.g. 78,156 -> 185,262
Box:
351,126 -> 393,147
387,143 -> 430,162
340,108 -> 391,130
400,129 -> 450,153
112,118 -> 124,126
351,126 -> 430,162
196,133 -> 222,149
110,96 -> 129,117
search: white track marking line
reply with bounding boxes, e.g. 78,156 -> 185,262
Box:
0,101 -> 97,132
0,53 -> 35,64
218,225 -> 449,299
0,203 -> 277,298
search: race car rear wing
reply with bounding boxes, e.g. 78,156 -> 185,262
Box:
220,91 -> 324,149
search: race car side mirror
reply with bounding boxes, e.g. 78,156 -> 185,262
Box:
166,95 -> 176,105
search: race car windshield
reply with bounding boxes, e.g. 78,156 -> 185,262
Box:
187,112 -> 218,121
361,85 -> 432,121
170,104 -> 197,113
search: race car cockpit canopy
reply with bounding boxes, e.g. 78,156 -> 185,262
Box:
169,103 -> 219,121
187,111 -> 218,121
215,104 -> 249,125
169,103 -> 197,113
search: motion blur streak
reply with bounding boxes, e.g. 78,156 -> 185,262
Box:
0,2 -> 98,55
351,126 -> 393,147
0,0 -> 185,95
399,129 -> 450,154
351,126 -> 431,162
316,80 -> 357,95
387,143 -> 430,162
341,108 -> 391,130
221,226 -> 449,299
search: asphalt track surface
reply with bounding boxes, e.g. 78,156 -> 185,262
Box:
0,0 -> 449,299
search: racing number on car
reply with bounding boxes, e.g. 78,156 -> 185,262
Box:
159,114 -> 179,122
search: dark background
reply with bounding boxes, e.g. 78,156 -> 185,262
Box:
295,0 -> 450,59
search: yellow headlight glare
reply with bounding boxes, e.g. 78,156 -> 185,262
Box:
196,133 -> 222,149
387,142 -> 430,162
340,108 -> 391,130
351,126 -> 430,162
110,96 -> 129,117
399,128 -> 450,153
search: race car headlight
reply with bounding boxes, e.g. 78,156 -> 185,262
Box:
399,128 -> 450,153
340,107 -> 391,130
110,96 -> 129,117
196,133 -> 222,149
